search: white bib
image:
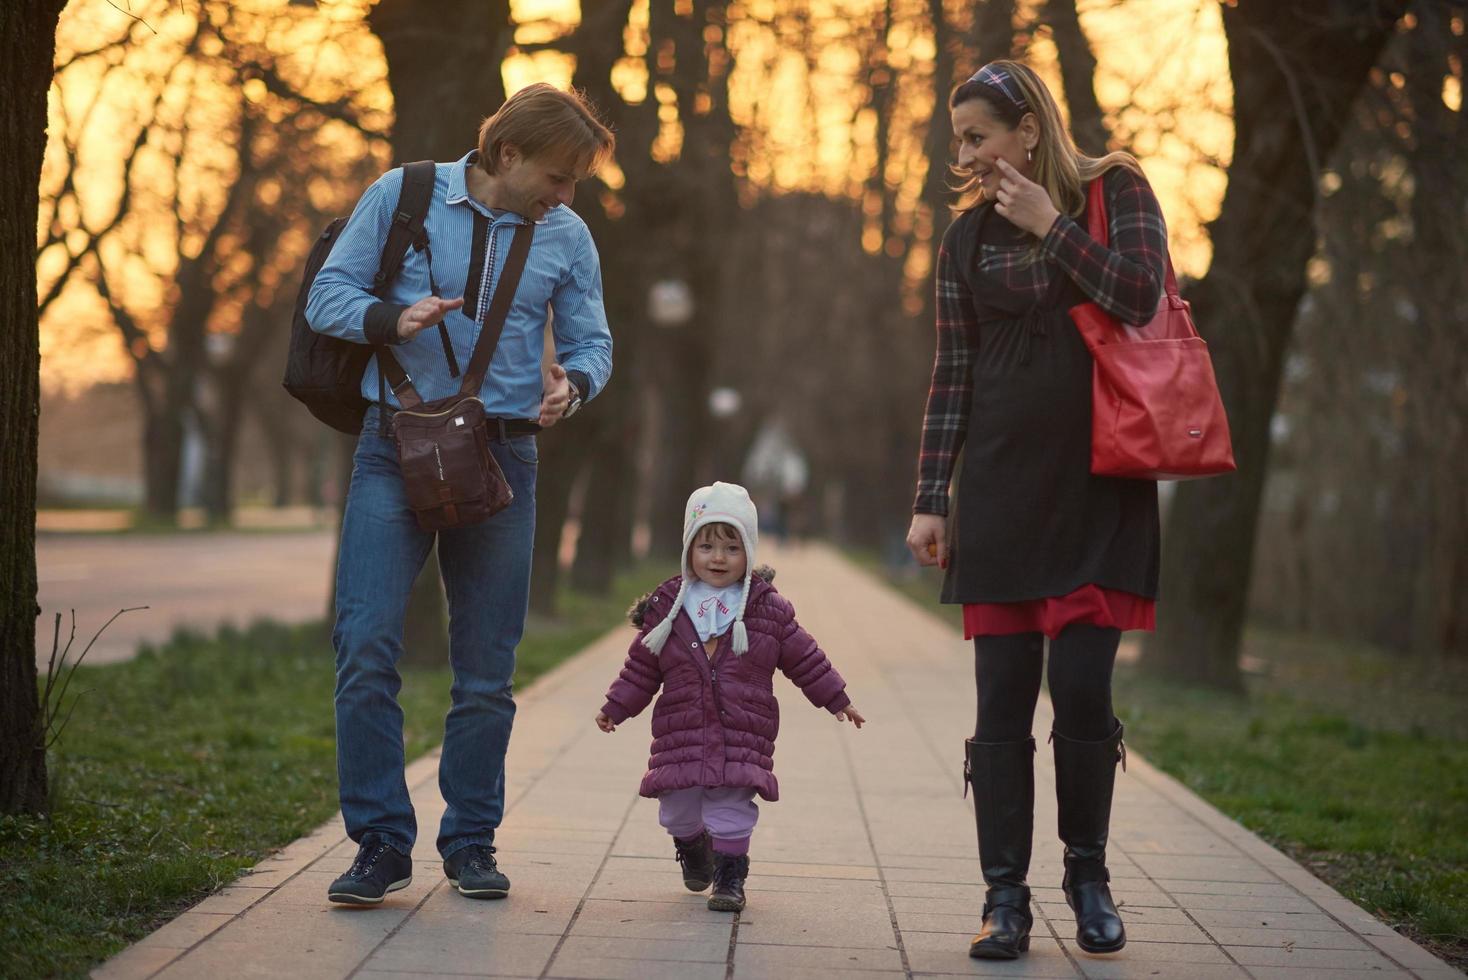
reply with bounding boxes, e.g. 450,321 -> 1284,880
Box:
685,580 -> 742,642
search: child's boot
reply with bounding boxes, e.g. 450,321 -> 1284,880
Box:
1053,723 -> 1127,954
673,830 -> 715,891
707,852 -> 749,912
965,737 -> 1036,959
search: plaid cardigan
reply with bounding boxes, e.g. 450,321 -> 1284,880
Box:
913,166 -> 1169,516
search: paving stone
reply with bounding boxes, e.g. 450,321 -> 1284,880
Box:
1185,908 -> 1340,931
1175,892 -> 1322,914
1244,969 -> 1414,980
1077,961 -> 1250,979
361,927 -> 559,975
549,934 -> 729,963
1225,944 -> 1403,968
134,911 -> 233,949
1207,926 -> 1368,950
731,941 -> 904,973
543,955 -> 728,980
91,943 -> 185,979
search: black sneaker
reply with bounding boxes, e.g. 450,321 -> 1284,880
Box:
327,837 -> 413,905
674,830 -> 715,891
707,853 -> 749,912
444,843 -> 510,899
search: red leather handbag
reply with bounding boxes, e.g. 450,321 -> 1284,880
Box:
1068,177 -> 1236,480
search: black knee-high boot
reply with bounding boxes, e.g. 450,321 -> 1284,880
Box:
964,737 -> 1035,959
1052,722 -> 1127,953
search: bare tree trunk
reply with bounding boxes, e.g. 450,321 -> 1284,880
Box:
1403,1 -> 1468,657
1045,0 -> 1110,156
364,0 -> 514,647
1142,0 -> 1407,689
368,0 -> 511,163
2,0 -> 66,816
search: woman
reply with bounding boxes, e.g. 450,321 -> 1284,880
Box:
906,61 -> 1168,960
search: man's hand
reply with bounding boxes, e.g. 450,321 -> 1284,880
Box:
396,296 -> 464,342
993,158 -> 1061,238
538,363 -> 573,428
906,513 -> 948,568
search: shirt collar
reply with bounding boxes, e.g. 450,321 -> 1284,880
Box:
446,150 -> 551,226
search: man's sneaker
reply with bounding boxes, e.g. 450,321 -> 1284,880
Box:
673,830 -> 715,891
707,853 -> 749,912
444,844 -> 510,899
327,837 -> 413,905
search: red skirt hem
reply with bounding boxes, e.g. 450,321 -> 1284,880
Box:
963,584 -> 1155,640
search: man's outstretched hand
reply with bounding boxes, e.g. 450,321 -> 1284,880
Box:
396,296 -> 464,342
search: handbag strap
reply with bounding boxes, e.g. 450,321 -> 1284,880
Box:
379,219 -> 535,411
1085,175 -> 1179,297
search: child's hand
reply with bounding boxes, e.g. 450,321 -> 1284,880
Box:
836,706 -> 866,729
595,711 -> 617,733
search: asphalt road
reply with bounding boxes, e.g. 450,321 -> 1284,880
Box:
34,529 -> 338,668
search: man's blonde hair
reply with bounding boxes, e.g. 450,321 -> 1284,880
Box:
477,82 -> 614,177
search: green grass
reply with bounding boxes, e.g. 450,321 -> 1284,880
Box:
858,553 -> 1468,971
2,563 -> 657,980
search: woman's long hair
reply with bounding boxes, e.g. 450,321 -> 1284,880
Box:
950,60 -> 1142,215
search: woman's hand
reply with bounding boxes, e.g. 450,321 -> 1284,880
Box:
836,706 -> 866,729
595,711 -> 617,733
906,513 -> 948,568
993,158 -> 1061,238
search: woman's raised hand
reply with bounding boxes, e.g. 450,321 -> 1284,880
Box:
906,513 -> 948,568
993,158 -> 1061,239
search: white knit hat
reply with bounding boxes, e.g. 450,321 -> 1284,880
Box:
642,482 -> 759,657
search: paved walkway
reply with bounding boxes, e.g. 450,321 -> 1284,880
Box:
94,545 -> 1458,979
37,527 -> 336,667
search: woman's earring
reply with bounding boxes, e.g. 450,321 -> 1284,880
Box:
1026,147 -> 1033,163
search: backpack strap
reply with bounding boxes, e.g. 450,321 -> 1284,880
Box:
373,160 -> 435,295
374,161 -> 440,409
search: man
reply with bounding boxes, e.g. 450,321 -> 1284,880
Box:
305,83 -> 614,904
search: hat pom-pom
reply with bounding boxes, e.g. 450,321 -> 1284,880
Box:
732,620 -> 749,656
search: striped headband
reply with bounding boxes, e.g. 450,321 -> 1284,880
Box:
969,64 -> 1029,113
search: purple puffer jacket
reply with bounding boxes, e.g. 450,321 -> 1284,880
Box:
599,570 -> 850,802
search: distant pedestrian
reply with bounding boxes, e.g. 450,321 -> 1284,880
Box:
595,482 -> 865,912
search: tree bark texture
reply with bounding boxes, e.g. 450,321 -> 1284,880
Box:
1045,0 -> 1110,156
2,0 -> 66,816
365,0 -> 514,650
1142,0 -> 1408,689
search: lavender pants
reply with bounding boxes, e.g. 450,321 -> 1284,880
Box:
658,786 -> 759,855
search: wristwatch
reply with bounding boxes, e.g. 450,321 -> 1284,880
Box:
564,377 -> 583,418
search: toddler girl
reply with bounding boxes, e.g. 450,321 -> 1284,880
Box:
595,482 -> 864,911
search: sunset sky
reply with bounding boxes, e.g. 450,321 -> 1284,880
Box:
38,0 -> 1231,392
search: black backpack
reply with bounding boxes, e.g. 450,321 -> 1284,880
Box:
283,160 -> 438,434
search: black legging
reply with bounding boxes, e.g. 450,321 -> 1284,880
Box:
973,624 -> 1119,742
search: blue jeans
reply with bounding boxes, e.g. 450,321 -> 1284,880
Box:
332,409 -> 537,859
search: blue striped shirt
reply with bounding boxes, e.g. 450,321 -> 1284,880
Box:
305,151 -> 612,418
